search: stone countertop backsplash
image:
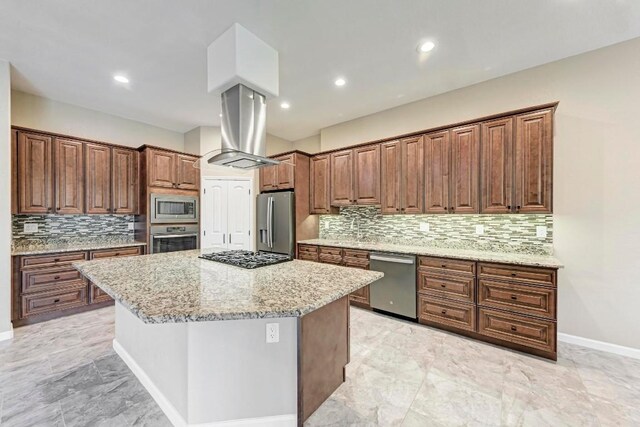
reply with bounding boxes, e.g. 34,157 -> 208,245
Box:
298,238 -> 563,269
73,249 -> 383,324
12,237 -> 147,256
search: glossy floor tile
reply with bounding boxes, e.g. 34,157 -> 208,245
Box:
1,306 -> 639,426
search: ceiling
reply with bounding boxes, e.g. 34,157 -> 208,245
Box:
1,1 -> 639,141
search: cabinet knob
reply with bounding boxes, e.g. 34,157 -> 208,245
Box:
511,273 -> 517,277
54,258 -> 60,262
510,325 -> 517,332
507,205 -> 512,210
441,264 -> 446,268
441,309 -> 447,315
54,276 -> 61,280
516,205 -> 521,211
396,208 -> 400,212
510,295 -> 518,300
53,299 -> 61,303
451,207 -> 455,211
440,284 -> 446,288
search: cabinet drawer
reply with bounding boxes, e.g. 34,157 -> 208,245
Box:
20,252 -> 87,270
418,295 -> 476,332
90,283 -> 112,304
478,279 -> 556,319
298,244 -> 318,254
418,272 -> 475,303
319,246 -> 343,256
343,249 -> 369,260
21,286 -> 88,318
478,263 -> 556,287
344,260 -> 369,270
419,257 -> 476,276
478,308 -> 556,354
21,267 -> 85,294
319,254 -> 342,265
89,246 -> 143,260
299,252 -> 319,262
350,285 -> 370,306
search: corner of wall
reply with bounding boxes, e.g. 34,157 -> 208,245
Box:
1,60 -> 13,335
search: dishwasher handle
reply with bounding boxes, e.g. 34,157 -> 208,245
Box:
370,254 -> 415,264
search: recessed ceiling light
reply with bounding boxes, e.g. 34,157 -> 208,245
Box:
280,102 -> 290,109
334,77 -> 346,87
418,41 -> 435,53
113,75 -> 129,83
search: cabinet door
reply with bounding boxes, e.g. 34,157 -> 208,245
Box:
259,165 -> 278,192
148,150 -> 176,188
353,144 -> 381,204
202,181 -> 228,249
481,118 -> 514,214
54,138 -> 84,214
401,136 -> 424,214
112,148 -> 138,214
330,149 -> 354,206
276,154 -> 295,189
85,144 -> 112,214
515,109 -> 553,213
450,124 -> 480,214
424,130 -> 450,214
18,132 -> 54,214
380,141 -> 401,214
310,154 -> 332,214
176,154 -> 199,190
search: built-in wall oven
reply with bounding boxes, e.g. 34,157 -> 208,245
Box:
150,224 -> 199,254
150,194 -> 199,224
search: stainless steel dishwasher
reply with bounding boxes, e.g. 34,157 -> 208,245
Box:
369,252 -> 417,319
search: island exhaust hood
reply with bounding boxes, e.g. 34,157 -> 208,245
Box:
207,84 -> 279,169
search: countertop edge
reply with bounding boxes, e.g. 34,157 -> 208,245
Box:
12,241 -> 147,256
297,239 -> 563,269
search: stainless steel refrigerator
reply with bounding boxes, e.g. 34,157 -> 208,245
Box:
257,191 -> 295,256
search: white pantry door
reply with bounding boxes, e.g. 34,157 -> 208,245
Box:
201,179 -> 252,250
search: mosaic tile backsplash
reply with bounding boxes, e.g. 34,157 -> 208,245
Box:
319,206 -> 553,255
12,214 -> 135,244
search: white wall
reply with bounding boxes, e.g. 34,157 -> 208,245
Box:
319,37 -> 640,350
0,61 -> 12,338
292,134 -> 321,154
11,91 -> 184,151
266,133 -> 293,156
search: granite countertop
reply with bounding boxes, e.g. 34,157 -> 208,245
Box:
297,239 -> 563,268
73,249 -> 384,324
12,240 -> 147,256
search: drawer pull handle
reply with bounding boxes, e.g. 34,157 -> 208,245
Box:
511,273 -> 517,277
54,258 -> 60,262
115,253 -> 120,256
441,309 -> 447,315
440,284 -> 446,288
54,276 -> 61,280
441,264 -> 446,268
510,295 -> 518,300
53,298 -> 61,303
511,325 -> 517,332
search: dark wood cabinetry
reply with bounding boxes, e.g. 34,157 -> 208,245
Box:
112,148 -> 138,214
380,137 -> 424,214
380,140 -> 401,214
13,246 -> 144,326
310,154 -> 332,214
54,138 -> 84,214
353,145 -> 381,205
147,148 -> 199,191
330,149 -> 355,206
259,153 -> 296,192
450,124 -> 479,214
17,132 -> 54,214
481,117 -> 514,214
424,130 -> 451,214
515,109 -> 553,213
85,143 -> 112,214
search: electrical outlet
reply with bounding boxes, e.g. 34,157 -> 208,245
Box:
536,226 -> 548,238
128,223 -> 135,231
419,222 -> 430,233
324,222 -> 330,230
266,323 -> 279,343
475,225 -> 484,235
23,223 -> 38,233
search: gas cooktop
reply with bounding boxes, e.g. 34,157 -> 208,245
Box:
199,250 -> 292,269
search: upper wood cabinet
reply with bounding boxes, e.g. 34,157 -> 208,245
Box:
112,148 -> 138,214
450,124 -> 480,214
330,145 -> 380,206
147,149 -> 199,191
481,118 -> 514,214
85,144 -> 112,214
515,109 -> 553,213
424,130 -> 451,214
381,137 -> 424,214
17,132 -> 54,214
330,149 -> 355,206
258,153 -> 295,192
480,109 -> 553,214
54,138 -> 84,214
310,154 -> 332,214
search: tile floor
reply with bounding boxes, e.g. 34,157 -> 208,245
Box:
1,306 -> 639,426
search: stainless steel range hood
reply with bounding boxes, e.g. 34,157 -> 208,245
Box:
207,84 -> 279,169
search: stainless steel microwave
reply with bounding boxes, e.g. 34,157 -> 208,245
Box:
150,194 -> 199,223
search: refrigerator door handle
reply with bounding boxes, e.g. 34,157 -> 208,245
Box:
268,196 -> 275,248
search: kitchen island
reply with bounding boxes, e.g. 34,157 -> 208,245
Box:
74,249 -> 383,427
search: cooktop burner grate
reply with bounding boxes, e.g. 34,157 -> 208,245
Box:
199,250 -> 292,269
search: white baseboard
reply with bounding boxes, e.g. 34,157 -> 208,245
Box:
0,325 -> 13,342
113,340 -> 297,427
558,333 -> 640,360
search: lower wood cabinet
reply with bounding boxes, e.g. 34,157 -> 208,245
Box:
13,245 -> 144,326
478,307 -> 556,354
418,295 -> 476,332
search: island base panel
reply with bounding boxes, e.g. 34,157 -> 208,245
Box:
114,303 -> 299,426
